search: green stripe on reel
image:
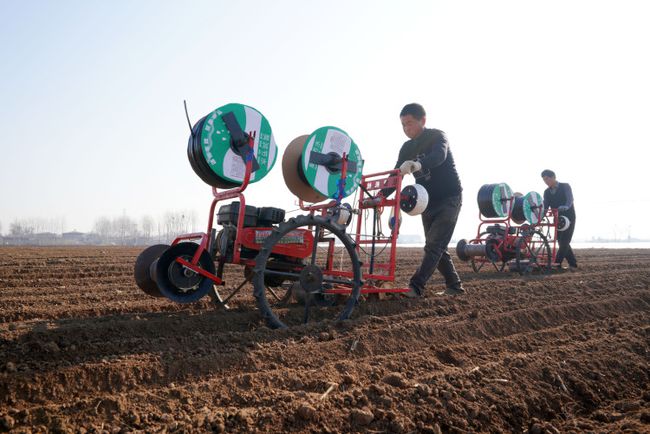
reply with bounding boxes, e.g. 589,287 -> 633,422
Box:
200,103 -> 277,184
492,183 -> 513,217
478,183 -> 513,218
522,191 -> 544,224
301,126 -> 364,199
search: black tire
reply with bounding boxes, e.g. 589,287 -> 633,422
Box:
253,214 -> 362,329
134,244 -> 169,297
155,242 -> 216,303
515,230 -> 551,276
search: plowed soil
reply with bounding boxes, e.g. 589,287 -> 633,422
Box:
1,246 -> 648,433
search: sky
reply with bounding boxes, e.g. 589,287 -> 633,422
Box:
1,0 -> 649,241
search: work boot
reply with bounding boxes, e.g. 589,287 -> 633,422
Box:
568,264 -> 579,272
434,284 -> 465,296
402,285 -> 422,299
443,286 -> 465,296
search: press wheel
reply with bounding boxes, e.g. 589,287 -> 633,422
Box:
253,214 -> 362,329
155,242 -> 216,303
515,230 -> 552,276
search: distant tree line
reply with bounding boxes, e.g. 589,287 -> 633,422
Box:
0,211 -> 198,246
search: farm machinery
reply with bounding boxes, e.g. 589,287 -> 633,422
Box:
134,103 -> 429,328
455,183 -> 570,274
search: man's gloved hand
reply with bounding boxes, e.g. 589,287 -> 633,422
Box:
399,160 -> 422,175
558,205 -> 569,212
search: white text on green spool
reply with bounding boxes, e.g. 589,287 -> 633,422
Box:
301,126 -> 363,199
523,192 -> 544,224
201,103 -> 277,184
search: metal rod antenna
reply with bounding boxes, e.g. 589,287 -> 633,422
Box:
183,100 -> 194,137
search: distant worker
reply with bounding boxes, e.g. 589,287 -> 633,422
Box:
541,169 -> 578,270
381,103 -> 464,297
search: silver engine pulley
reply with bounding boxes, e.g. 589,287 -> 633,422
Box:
328,203 -> 353,226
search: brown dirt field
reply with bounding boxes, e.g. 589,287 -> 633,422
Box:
0,246 -> 648,433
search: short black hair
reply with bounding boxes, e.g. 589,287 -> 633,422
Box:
400,103 -> 426,120
541,169 -> 556,178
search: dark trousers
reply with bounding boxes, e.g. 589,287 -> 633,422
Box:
556,215 -> 577,267
410,195 -> 462,293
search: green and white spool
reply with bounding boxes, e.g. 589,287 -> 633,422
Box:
199,103 -> 277,184
301,126 -> 363,199
477,183 -> 514,218
521,191 -> 544,224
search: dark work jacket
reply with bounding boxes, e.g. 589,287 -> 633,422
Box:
543,182 -> 576,220
382,128 -> 462,202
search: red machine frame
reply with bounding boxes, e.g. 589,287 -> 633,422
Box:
463,198 -> 560,274
296,167 -> 409,295
167,138 -> 410,300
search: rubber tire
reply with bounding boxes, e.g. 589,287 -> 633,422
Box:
134,244 -> 169,297
155,242 -> 216,303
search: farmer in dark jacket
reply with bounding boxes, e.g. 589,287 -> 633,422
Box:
541,169 -> 578,270
381,103 -> 464,297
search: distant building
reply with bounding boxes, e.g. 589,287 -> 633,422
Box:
33,232 -> 60,245
62,231 -> 86,244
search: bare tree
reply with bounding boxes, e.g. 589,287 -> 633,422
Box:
162,210 -> 195,241
141,215 -> 154,241
9,220 -> 34,237
93,217 -> 112,242
114,214 -> 137,244
188,209 -> 198,232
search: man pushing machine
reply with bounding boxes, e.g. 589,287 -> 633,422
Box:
381,103 -> 464,297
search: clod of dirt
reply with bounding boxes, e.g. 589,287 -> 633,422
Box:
4,362 -> 17,373
388,418 -> 406,433
543,423 -> 560,434
416,383 -> 432,397
435,348 -> 463,366
615,400 -> 641,413
369,384 -> 385,396
462,389 -> 477,402
235,409 -> 254,426
341,374 -> 355,385
49,416 -> 70,433
528,423 -> 542,434
0,415 -> 15,431
349,407 -> 374,426
383,372 -> 409,388
296,404 -> 317,421
42,341 -> 60,353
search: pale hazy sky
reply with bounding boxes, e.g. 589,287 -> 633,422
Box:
1,0 -> 649,241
